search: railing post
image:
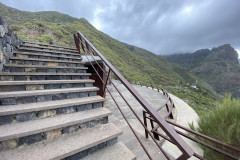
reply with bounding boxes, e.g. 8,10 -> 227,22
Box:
103,69 -> 111,98
78,33 -> 85,52
73,34 -> 80,54
165,104 -> 174,119
143,111 -> 149,138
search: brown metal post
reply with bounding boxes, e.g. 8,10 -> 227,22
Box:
143,111 -> 149,138
165,104 -> 174,119
103,69 -> 111,98
150,120 -> 160,140
73,34 -> 80,54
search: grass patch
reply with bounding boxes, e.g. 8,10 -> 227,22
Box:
37,35 -> 53,43
10,24 -> 23,31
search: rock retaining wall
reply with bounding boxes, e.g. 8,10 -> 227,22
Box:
0,16 -> 22,71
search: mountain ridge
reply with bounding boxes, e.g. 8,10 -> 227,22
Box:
165,44 -> 240,98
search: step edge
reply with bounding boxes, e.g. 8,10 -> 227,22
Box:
4,64 -> 87,69
0,79 -> 94,85
18,47 -> 78,55
13,51 -> 81,59
20,44 -> 78,53
22,41 -> 77,50
0,96 -> 104,116
0,107 -> 112,141
10,57 -> 85,64
0,123 -> 122,160
0,72 -> 91,75
81,142 -> 136,160
0,87 -> 98,98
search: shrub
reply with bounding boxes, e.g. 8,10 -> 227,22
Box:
10,25 -> 23,31
35,21 -> 45,27
37,35 -> 53,43
191,94 -> 240,159
24,22 -> 32,29
53,30 -> 64,38
17,32 -> 27,41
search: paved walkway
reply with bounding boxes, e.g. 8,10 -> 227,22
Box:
162,93 -> 203,159
104,80 -> 203,160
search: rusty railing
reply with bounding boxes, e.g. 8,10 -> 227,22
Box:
74,31 -> 194,160
136,82 -> 240,159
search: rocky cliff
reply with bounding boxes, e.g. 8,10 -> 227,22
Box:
208,44 -> 239,65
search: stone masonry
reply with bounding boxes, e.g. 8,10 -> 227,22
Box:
0,16 -> 22,71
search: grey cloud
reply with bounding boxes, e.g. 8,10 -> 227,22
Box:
1,0 -> 240,54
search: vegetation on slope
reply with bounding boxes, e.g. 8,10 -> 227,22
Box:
123,43 -> 219,114
0,2 -> 219,114
191,94 -> 240,159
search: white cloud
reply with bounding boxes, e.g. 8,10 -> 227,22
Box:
92,8 -> 105,30
1,0 -> 240,54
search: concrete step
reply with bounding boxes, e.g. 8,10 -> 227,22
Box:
10,57 -> 85,65
0,86 -> 98,99
0,79 -> 93,85
0,87 -> 99,108
82,142 -> 136,160
0,72 -> 90,81
0,122 -> 122,160
23,41 -> 76,51
0,79 -> 94,92
3,64 -> 87,73
0,95 -> 104,116
4,64 -> 87,70
14,51 -> 81,61
0,108 -> 112,150
18,47 -> 79,57
20,43 -> 78,53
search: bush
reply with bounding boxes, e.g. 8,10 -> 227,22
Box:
24,22 -> 32,29
37,35 -> 53,43
53,30 -> 64,38
17,32 -> 27,41
35,21 -> 45,27
192,94 -> 240,159
10,25 -> 23,31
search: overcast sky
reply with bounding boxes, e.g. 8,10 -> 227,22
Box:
1,0 -> 240,55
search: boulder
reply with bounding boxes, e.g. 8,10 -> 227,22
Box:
0,17 -> 8,33
0,25 -> 5,37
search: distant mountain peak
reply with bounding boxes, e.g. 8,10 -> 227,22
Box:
211,44 -> 239,65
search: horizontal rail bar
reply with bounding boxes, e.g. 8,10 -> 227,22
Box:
166,120 -> 240,153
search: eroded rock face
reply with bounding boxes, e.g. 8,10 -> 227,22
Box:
190,44 -> 240,97
0,16 -> 22,71
211,44 -> 239,65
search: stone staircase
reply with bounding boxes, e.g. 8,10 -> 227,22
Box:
0,41 -> 136,160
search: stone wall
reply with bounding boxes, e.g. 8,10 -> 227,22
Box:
0,16 -> 22,71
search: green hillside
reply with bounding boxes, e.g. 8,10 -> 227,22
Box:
0,2 -> 219,114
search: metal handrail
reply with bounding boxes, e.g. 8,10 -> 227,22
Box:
138,82 -> 240,159
74,31 -> 194,159
137,82 -> 174,119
